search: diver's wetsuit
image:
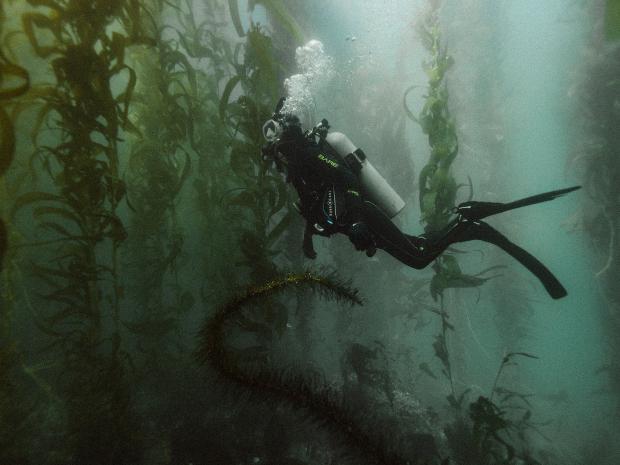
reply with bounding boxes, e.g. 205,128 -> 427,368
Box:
286,137 -> 365,228
281,135 -> 573,300
285,136 -> 442,267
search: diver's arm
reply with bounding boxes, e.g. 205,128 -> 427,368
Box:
302,222 -> 317,259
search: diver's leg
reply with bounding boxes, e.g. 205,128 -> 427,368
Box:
302,222 -> 317,259
378,237 -> 438,269
363,196 -> 567,297
361,201 -> 438,269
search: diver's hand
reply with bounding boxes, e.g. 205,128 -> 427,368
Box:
303,226 -> 317,259
303,241 -> 317,259
348,222 -> 374,251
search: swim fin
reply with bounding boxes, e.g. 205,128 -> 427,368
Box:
455,186 -> 581,221
459,220 -> 568,299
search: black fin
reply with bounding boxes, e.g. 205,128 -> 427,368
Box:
457,186 -> 581,221
469,221 -> 567,299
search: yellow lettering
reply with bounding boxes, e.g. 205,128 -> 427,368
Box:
318,153 -> 338,168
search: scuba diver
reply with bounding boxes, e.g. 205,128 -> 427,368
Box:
261,98 -> 580,299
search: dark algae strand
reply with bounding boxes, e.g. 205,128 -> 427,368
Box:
197,271 -> 440,465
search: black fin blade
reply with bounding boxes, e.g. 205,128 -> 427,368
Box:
474,221 -> 568,299
503,185 -> 581,212
458,186 -> 581,220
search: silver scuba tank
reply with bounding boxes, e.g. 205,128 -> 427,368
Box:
325,132 -> 405,218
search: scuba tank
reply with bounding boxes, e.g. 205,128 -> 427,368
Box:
323,130 -> 405,218
264,101 -> 406,221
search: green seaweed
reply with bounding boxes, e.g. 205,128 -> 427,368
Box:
0,1 -> 598,463
409,0 -> 496,303
606,0 -> 620,40
219,22 -> 293,284
410,4 -> 494,427
122,0 -> 196,379
0,11 -> 30,270
213,7 -> 301,356
9,1 -> 151,461
0,5 -> 35,463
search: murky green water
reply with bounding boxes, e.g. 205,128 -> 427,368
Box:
1,1 -> 619,464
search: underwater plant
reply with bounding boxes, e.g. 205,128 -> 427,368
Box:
408,1 -> 459,230
406,0 -> 498,302
191,0 -> 256,303
0,5 -> 36,463
340,340 -> 395,408
213,2 -> 306,362
402,5 -> 560,464
0,1 -> 599,463
198,271 -> 441,465
0,6 -> 29,271
228,0 -> 304,45
403,2 -> 497,421
575,0 -> 620,418
219,20 -> 297,283
10,1 -> 152,461
444,351 -> 549,465
123,0 -> 196,380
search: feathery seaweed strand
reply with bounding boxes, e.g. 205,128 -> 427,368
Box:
197,271 -> 430,465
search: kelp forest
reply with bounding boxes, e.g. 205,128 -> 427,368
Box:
0,0 -> 619,464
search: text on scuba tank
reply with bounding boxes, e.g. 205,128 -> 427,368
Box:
318,153 -> 338,168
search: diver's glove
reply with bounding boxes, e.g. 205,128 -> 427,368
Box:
302,224 -> 317,259
348,221 -> 374,251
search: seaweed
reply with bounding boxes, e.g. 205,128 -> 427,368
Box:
10,1 -> 151,461
218,15 -> 294,285
605,0 -> 620,40
0,7 -> 30,271
209,4 -> 302,357
431,303 -> 459,404
574,5 -> 620,418
181,0 -> 247,307
197,271 -> 437,465
443,351 -> 547,465
341,341 -> 395,407
229,0 -> 304,44
407,4 -> 494,431
408,0 -> 497,303
122,0 -> 196,380
0,4 -> 35,463
0,1 -> 600,462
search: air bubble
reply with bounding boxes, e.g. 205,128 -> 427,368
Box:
282,40 -> 336,116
